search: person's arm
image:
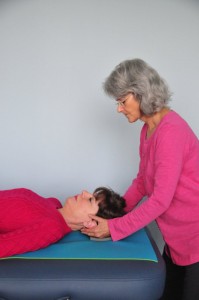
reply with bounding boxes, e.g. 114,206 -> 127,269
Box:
0,218 -> 69,258
81,126 -> 147,238
108,123 -> 189,241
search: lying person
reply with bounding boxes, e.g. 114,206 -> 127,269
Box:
0,187 -> 125,258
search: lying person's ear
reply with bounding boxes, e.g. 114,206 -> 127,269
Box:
83,219 -> 97,228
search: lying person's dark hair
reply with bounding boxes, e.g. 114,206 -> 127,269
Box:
94,187 -> 126,219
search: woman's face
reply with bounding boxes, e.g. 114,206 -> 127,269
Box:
64,190 -> 99,229
116,93 -> 142,123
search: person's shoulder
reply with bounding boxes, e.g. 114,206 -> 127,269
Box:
160,111 -> 192,133
47,197 -> 62,209
157,111 -> 198,145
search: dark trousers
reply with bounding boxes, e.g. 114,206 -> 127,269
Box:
160,250 -> 199,300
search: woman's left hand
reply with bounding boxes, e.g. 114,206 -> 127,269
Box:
81,215 -> 110,239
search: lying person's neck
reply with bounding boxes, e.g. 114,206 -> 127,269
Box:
57,207 -> 84,230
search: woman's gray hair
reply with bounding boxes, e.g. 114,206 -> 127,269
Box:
103,58 -> 172,115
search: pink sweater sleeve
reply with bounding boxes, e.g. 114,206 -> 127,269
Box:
109,122 -> 189,241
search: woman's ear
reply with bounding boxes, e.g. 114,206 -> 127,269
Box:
83,219 -> 97,228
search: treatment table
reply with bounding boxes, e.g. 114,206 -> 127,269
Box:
0,228 -> 165,300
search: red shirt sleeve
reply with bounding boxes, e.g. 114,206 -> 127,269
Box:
0,218 -> 71,258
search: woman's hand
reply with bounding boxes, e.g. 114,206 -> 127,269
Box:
81,215 -> 110,239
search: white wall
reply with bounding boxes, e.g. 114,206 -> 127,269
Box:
0,0 -> 199,248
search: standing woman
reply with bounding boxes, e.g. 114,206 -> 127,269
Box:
82,59 -> 199,300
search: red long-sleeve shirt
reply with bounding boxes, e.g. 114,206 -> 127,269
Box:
0,188 -> 71,258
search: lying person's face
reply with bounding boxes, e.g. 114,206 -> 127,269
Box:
64,190 -> 99,230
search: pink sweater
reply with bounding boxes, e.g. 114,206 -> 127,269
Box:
0,188 -> 71,258
108,111 -> 199,266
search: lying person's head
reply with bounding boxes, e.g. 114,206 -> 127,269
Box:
94,187 -> 126,219
60,187 -> 126,230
